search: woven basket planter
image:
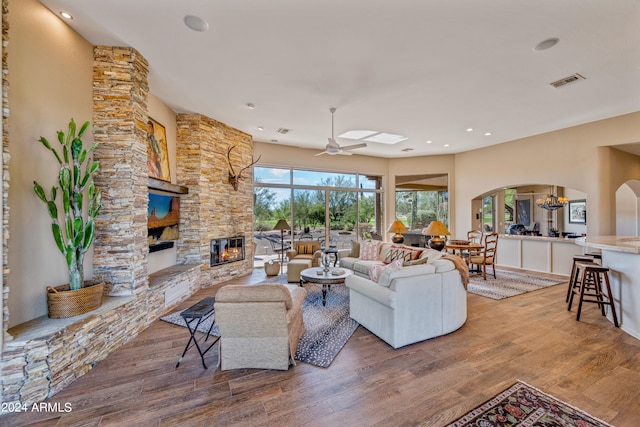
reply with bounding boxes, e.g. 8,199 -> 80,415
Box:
47,281 -> 104,318
264,261 -> 280,276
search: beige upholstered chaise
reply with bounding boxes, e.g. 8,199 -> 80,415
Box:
214,284 -> 307,370
286,240 -> 322,267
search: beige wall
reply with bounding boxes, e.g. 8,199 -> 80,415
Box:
7,0 -> 94,326
454,112 -> 640,239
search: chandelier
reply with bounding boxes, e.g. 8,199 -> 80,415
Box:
536,195 -> 568,210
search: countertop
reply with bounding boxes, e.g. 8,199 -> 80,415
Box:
499,234 -> 581,243
575,236 -> 640,254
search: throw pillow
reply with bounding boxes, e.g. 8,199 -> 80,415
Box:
405,257 -> 428,266
298,243 -> 314,255
368,258 -> 403,283
359,240 -> 381,261
375,259 -> 405,286
383,245 -> 422,264
349,240 -> 360,258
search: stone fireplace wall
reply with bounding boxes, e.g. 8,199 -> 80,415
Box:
1,26 -> 254,403
176,114 -> 254,286
92,46 -> 150,296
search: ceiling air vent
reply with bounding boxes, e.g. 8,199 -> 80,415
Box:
549,73 -> 586,89
401,148 -> 414,152
276,128 -> 291,134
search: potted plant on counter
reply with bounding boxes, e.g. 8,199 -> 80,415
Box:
33,119 -> 104,318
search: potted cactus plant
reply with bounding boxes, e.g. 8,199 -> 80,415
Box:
33,119 -> 104,318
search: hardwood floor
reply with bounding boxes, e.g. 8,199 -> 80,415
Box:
2,268 -> 640,426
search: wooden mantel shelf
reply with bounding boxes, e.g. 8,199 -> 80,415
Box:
148,177 -> 189,195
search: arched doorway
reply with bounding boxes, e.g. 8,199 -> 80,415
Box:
615,179 -> 640,236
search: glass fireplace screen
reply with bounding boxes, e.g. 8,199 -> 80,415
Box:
210,236 -> 245,266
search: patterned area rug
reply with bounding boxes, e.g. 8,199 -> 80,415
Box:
294,281 -> 359,368
160,276 -> 358,369
447,381 -> 612,426
468,270 -> 565,300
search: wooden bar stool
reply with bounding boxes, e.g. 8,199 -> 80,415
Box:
566,255 -> 597,303
584,252 -> 602,260
569,262 -> 619,327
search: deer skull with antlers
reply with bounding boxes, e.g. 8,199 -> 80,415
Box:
227,145 -> 261,191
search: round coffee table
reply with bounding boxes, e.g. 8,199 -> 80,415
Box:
300,267 -> 351,306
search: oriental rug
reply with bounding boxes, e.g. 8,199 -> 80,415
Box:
468,270 -> 565,300
160,278 -> 357,369
447,381 -> 613,427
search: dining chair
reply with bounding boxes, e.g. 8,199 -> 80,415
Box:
467,230 -> 483,244
469,233 -> 498,280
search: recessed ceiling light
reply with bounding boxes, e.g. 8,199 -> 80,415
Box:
339,130 -> 378,140
246,103 -> 255,109
444,144 -> 450,147
184,15 -> 209,32
425,140 -> 433,144
484,132 -> 492,136
466,128 -> 474,132
534,37 -> 559,52
257,126 -> 264,131
364,133 -> 407,145
60,11 -> 73,19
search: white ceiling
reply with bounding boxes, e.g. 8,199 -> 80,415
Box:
40,0 -> 640,158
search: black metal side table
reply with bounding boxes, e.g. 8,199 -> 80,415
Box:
176,297 -> 219,369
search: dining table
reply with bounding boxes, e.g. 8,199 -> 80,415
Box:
444,241 -> 484,257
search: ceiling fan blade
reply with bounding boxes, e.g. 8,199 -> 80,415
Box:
342,143 -> 367,151
315,151 -> 328,156
337,151 -> 353,156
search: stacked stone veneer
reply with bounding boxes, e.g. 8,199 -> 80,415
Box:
2,264 -> 199,405
176,114 -> 255,286
92,45 -> 150,296
1,37 -> 254,406
2,0 -> 10,343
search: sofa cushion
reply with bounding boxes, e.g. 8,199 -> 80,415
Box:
419,248 -> 444,261
369,258 -> 403,283
359,240 -> 381,260
349,240 -> 360,258
383,245 -> 422,264
353,259 -> 383,277
381,264 -> 437,288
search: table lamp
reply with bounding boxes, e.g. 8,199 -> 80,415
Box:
387,219 -> 408,244
273,219 -> 290,273
422,221 -> 450,251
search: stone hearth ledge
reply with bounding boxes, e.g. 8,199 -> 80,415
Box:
6,295 -> 134,343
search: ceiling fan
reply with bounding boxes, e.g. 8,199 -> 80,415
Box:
315,108 -> 367,156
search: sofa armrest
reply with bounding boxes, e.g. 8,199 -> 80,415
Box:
337,248 -> 351,259
345,275 -> 396,309
312,250 -> 322,266
286,249 -> 298,261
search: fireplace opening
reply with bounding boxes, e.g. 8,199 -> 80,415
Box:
211,236 -> 245,266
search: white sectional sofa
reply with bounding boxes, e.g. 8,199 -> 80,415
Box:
340,241 -> 467,349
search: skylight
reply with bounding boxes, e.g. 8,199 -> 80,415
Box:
338,130 -> 378,140
339,130 -> 408,145
364,133 -> 407,144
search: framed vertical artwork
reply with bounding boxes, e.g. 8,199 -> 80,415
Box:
568,199 -> 587,224
146,117 -> 171,182
516,198 -> 532,226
